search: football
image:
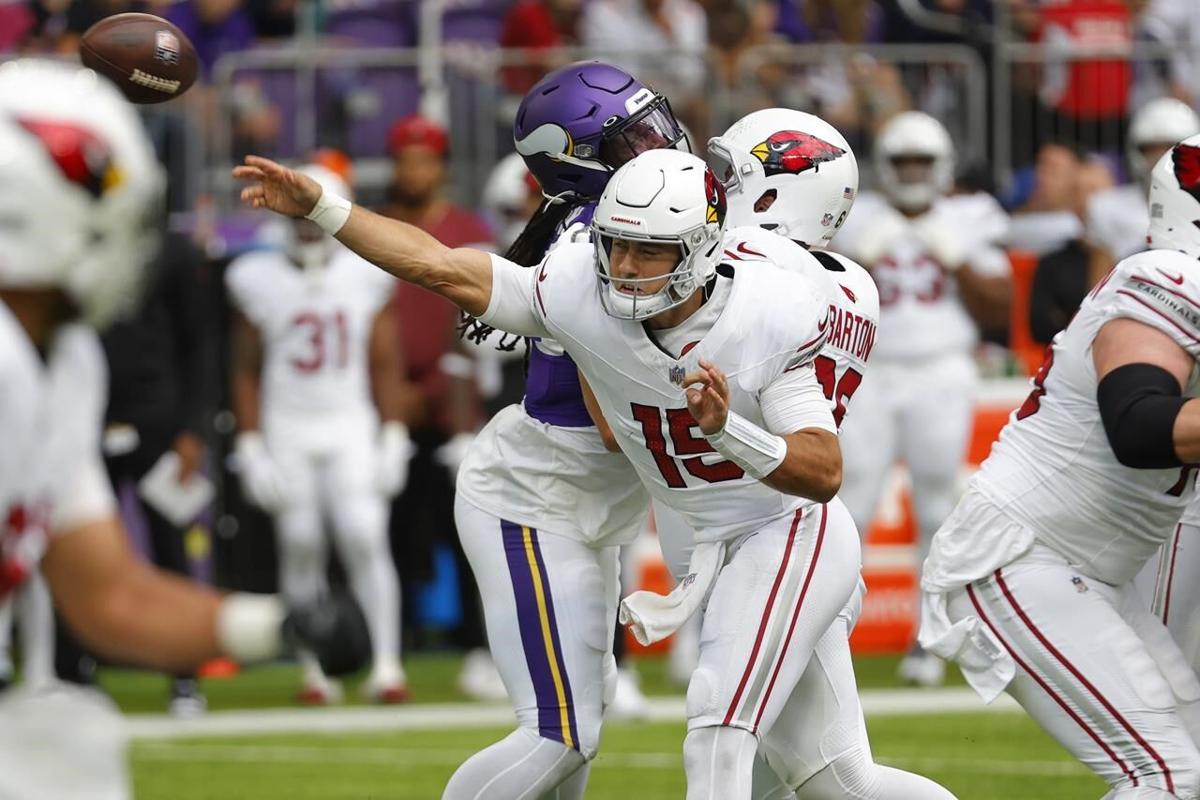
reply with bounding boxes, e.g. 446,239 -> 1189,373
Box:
80,12 -> 198,104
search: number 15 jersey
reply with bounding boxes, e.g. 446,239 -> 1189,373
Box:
972,249 -> 1200,585
510,240 -> 835,543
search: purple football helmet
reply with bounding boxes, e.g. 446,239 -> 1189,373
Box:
513,61 -> 688,201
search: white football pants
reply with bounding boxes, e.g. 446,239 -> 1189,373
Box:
445,496 -> 620,799
1136,521 -> 1200,678
265,412 -> 400,679
945,544 -> 1200,797
0,572 -> 54,687
838,353 -> 976,558
659,499 -> 955,800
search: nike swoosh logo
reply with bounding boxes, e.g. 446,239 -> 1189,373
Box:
736,242 -> 766,259
1158,268 -> 1184,285
538,266 -> 549,282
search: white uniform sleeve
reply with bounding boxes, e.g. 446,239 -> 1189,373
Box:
50,452 -> 117,534
759,364 -> 837,435
1103,257 -> 1200,358
478,253 -> 549,338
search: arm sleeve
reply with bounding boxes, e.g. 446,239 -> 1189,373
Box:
759,363 -> 837,436
1104,267 -> 1200,358
50,453 -> 117,534
478,253 -> 549,338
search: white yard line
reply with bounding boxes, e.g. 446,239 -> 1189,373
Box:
133,742 -> 1084,777
125,687 -> 1020,741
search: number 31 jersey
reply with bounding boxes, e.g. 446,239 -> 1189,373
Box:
225,247 -> 395,417
972,250 -> 1200,585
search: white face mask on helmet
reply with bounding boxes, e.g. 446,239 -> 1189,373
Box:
0,59 -> 165,330
873,111 -> 955,213
708,108 -> 858,248
1148,135 -> 1200,260
591,149 -> 727,321
1128,98 -> 1200,183
285,164 -> 352,274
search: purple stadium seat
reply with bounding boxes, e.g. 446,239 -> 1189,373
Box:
441,0 -> 510,44
325,0 -> 417,46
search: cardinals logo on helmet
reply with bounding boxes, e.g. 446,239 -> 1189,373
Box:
705,166 -> 727,225
17,118 -> 121,198
751,131 -> 846,178
1173,143 -> 1200,204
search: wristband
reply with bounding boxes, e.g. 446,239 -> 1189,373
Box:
705,411 -> 787,480
305,190 -> 352,236
216,593 -> 285,663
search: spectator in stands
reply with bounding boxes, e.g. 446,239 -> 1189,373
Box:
580,0 -> 708,137
101,231 -> 217,715
1008,0 -> 1134,160
378,116 -> 497,694
1009,141 -> 1086,256
499,0 -> 582,95
1028,155 -> 1115,344
771,0 -> 909,150
1133,0 -> 1199,108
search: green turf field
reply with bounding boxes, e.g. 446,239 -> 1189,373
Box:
101,654 -> 1106,799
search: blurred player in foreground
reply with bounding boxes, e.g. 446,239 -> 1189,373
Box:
920,137 -> 1200,797
228,165 -> 410,704
833,111 -> 1011,687
0,59 -> 369,800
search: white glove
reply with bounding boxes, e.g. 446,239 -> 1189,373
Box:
853,208 -> 909,266
375,421 -> 415,498
914,214 -> 967,272
235,432 -> 289,513
434,432 -> 475,481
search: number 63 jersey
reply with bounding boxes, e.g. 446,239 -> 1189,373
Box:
225,246 -> 395,417
971,249 -> 1200,585
528,240 -> 836,543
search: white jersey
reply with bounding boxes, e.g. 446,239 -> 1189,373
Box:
1086,183 -> 1148,262
225,246 -> 395,419
834,191 -> 1009,362
726,226 -> 879,430
0,304 -> 115,599
520,241 -> 834,543
968,250 -> 1200,585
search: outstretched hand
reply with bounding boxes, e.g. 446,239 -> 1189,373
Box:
232,155 -> 323,218
684,358 -> 730,435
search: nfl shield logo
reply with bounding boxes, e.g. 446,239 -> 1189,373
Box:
669,365 -> 685,386
155,30 -> 181,65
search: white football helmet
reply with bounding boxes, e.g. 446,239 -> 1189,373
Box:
285,163 -> 352,273
708,108 -> 858,248
0,59 -> 164,329
592,149 -> 726,321
873,111 -> 955,212
1148,134 -> 1200,259
1128,98 -> 1200,181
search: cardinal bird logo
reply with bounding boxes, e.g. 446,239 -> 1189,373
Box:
751,131 -> 846,178
1173,143 -> 1200,204
704,166 -> 727,225
17,118 -> 122,198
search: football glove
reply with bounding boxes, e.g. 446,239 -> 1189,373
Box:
375,421 -> 414,498
282,589 -> 372,677
234,432 -> 289,513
